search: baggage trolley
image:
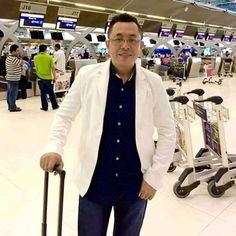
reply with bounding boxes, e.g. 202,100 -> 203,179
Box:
170,95 -> 226,198
171,60 -> 186,82
193,96 -> 236,197
202,63 -> 223,85
42,167 -> 66,236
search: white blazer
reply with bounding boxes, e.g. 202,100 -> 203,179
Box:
45,59 -> 176,196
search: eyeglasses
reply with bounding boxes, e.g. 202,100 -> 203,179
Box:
109,38 -> 141,46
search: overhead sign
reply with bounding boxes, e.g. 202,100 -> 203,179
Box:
58,8 -> 80,18
20,2 -> 47,14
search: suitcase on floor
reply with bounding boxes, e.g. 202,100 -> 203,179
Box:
41,168 -> 66,236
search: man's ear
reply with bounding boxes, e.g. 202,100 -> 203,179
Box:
140,41 -> 145,50
105,40 -> 110,50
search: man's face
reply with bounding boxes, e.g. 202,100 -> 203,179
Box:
13,48 -> 21,57
106,22 -> 144,69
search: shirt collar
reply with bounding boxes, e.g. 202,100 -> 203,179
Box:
110,61 -> 136,82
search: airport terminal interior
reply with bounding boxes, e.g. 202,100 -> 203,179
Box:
1,0 -> 236,235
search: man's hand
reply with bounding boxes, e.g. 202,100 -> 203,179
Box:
40,152 -> 63,172
138,180 -> 156,200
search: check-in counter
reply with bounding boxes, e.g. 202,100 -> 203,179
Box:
187,57 -> 202,78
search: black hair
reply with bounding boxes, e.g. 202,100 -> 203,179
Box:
10,44 -> 19,53
39,44 -> 47,53
108,13 -> 143,39
55,43 -> 61,49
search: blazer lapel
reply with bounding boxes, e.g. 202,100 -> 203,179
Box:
136,66 -> 149,129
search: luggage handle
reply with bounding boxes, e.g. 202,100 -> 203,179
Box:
41,167 -> 66,236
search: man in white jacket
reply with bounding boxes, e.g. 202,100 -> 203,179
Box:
40,13 -> 176,236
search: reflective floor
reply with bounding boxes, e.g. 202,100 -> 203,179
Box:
1,75 -> 236,236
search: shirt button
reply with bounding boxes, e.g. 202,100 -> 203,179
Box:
115,173 -> 119,177
116,139 -> 120,143
116,157 -> 120,161
117,122 -> 121,126
121,88 -> 124,91
119,105 -> 123,109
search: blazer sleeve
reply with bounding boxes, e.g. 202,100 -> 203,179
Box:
143,77 -> 176,190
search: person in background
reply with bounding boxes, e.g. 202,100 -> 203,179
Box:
83,48 -> 89,59
34,44 -> 59,111
40,13 -> 176,236
5,44 -> 23,112
19,56 -> 31,99
54,44 -> 66,72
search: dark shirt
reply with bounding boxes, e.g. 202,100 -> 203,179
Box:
84,62 -> 143,205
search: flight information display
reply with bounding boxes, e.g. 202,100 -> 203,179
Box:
56,17 -> 77,31
19,13 -> 44,28
174,30 -> 184,38
159,28 -> 171,37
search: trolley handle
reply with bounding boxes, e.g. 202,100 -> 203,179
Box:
195,96 -> 223,105
170,95 -> 189,105
166,88 -> 175,96
186,89 -> 205,96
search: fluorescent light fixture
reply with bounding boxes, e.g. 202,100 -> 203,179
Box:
116,10 -> 125,14
208,24 -> 220,28
172,18 -> 188,23
146,15 -> 166,20
191,21 -> 205,26
74,3 -> 106,11
50,0 -> 62,2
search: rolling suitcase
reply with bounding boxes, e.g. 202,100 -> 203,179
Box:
41,168 -> 66,236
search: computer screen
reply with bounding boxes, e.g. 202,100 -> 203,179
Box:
30,30 -> 44,39
222,35 -> 231,42
56,17 -> 77,31
173,30 -> 184,38
231,35 -> 236,42
159,28 -> 171,37
97,35 -> 106,42
19,12 -> 44,28
206,33 -> 215,41
195,32 -> 205,40
51,32 -> 63,40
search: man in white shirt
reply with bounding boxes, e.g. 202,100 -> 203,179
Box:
54,44 -> 66,72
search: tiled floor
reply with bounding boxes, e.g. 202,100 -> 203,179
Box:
1,75 -> 236,236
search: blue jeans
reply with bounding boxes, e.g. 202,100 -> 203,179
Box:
38,79 -> 58,110
78,196 -> 147,236
7,80 -> 19,110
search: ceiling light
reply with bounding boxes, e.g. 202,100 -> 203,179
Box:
172,18 -> 188,23
146,15 -> 167,20
116,10 -> 125,14
74,3 -> 106,11
191,21 -> 205,26
50,0 -> 62,2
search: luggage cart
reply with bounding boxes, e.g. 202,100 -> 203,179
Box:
170,94 -> 226,198
171,60 -> 186,82
202,63 -> 223,85
167,89 -> 211,173
193,96 -> 236,197
222,59 -> 233,77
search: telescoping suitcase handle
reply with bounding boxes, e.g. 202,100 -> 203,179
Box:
41,167 -> 66,236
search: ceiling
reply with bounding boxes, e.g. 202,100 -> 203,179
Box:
2,0 -> 236,37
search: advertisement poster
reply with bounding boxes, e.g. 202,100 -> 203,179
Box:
54,72 -> 71,93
